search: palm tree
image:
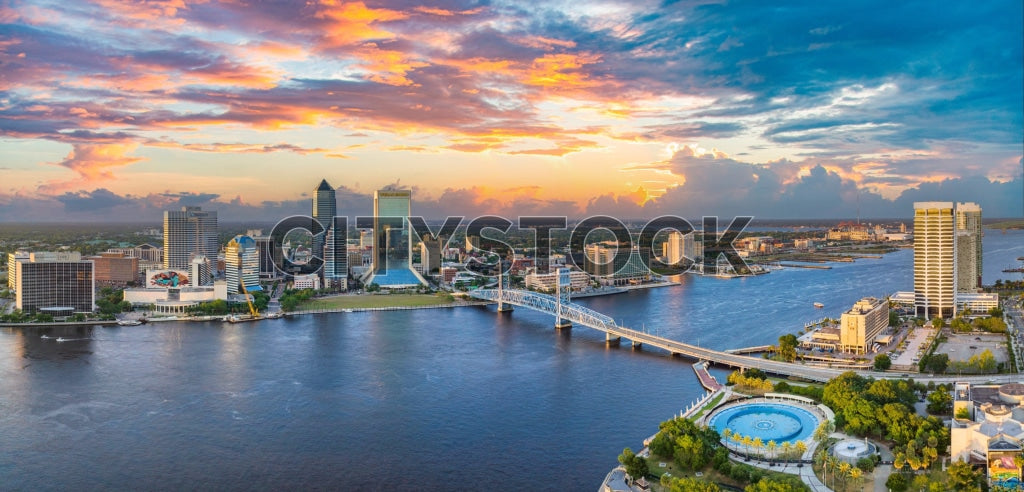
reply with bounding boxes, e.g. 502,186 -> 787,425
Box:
826,455 -> 840,489
752,437 -> 764,460
722,427 -> 732,444
766,440 -> 777,461
816,450 -> 829,483
795,440 -> 807,458
838,462 -> 852,490
781,441 -> 792,460
730,432 -> 742,452
849,467 -> 863,489
742,435 -> 754,457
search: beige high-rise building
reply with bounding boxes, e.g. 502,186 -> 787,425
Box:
839,297 -> 888,354
163,206 -> 218,270
955,202 -> 982,292
7,251 -> 29,291
914,202 -> 955,319
662,231 -> 695,265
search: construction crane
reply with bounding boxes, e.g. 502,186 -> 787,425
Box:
239,279 -> 259,318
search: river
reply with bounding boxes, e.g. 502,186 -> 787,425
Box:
1,230 -> 1021,490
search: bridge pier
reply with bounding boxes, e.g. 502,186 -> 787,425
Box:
555,321 -> 572,330
605,333 -> 620,346
631,340 -> 642,349
496,305 -> 514,313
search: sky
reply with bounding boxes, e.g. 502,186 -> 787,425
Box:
0,0 -> 1021,221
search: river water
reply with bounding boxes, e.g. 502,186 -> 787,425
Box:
1,230 -> 1021,490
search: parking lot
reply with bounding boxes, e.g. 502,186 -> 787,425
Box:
936,332 -> 1009,364
891,326 -> 934,367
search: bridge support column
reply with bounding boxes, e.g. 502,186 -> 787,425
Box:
605,333 -> 620,346
632,340 -> 642,348
555,320 -> 572,330
497,305 -> 514,313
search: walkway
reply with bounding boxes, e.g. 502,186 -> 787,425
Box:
733,453 -> 830,492
692,361 -> 723,391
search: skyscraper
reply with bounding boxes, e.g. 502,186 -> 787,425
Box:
163,206 -> 218,270
955,202 -> 983,292
312,179 -> 346,289
225,235 -> 260,295
363,189 -> 427,287
312,179 -> 336,222
913,202 -> 955,319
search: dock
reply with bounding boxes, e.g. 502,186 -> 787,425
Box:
777,262 -> 833,270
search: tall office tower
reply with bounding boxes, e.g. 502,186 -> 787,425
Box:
15,256 -> 94,314
420,239 -> 441,274
914,202 -> 955,319
955,202 -> 983,292
254,236 -> 277,279
363,189 -> 427,287
323,218 -> 348,290
7,251 -> 29,291
163,206 -> 218,270
225,235 -> 261,295
312,179 -> 336,222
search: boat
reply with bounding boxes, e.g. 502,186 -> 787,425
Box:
56,337 -> 66,342
265,312 -> 282,319
813,302 -> 825,308
117,320 -> 142,326
40,335 -> 50,339
343,309 -> 354,313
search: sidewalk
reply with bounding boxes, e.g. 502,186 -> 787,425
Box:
730,453 -> 830,492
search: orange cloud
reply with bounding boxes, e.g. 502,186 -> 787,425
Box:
40,142 -> 146,193
315,1 -> 407,48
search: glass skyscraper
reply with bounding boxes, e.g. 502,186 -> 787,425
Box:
363,190 -> 426,287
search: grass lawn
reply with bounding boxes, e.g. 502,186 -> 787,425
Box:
689,392 -> 725,421
298,294 -> 454,310
646,454 -> 808,491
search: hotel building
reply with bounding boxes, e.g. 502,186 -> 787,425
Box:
163,206 -> 218,270
839,297 -> 888,354
15,253 -> 95,314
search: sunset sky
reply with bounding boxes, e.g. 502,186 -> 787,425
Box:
1,0 -> 1021,221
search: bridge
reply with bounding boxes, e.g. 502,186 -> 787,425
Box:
469,287 -> 1022,385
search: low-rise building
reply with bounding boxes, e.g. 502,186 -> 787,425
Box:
957,292 -> 999,315
524,269 -> 590,292
950,382 -> 1024,489
293,274 -> 321,290
839,297 -> 888,354
87,252 -> 138,286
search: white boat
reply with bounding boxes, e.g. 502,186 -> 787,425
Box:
814,302 -> 825,308
117,320 -> 142,326
343,309 -> 354,313
56,337 -> 67,342
40,335 -> 50,339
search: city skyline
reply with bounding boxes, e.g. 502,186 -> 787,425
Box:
0,0 -> 1022,221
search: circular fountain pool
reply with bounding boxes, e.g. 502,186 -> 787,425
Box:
708,402 -> 821,444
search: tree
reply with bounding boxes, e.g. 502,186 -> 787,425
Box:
780,441 -> 792,459
889,310 -> 901,327
617,447 -> 648,480
886,472 -> 908,492
766,440 -> 777,460
667,476 -> 720,492
933,317 -> 946,329
926,387 -> 953,414
948,459 -> 984,492
794,440 -> 807,457
873,353 -> 892,371
744,477 -> 805,492
752,437 -> 764,459
777,334 -> 798,362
